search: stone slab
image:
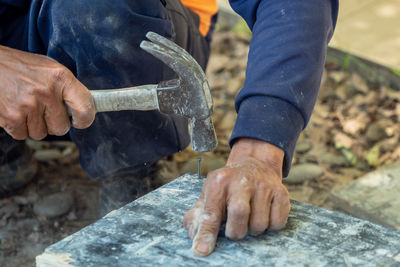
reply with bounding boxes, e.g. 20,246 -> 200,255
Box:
37,174 -> 400,267
330,164 -> 400,230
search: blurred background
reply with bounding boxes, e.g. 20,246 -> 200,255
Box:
1,1 -> 400,266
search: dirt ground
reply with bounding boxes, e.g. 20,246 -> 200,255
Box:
1,32 -> 400,267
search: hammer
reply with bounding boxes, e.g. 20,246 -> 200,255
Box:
80,32 -> 217,152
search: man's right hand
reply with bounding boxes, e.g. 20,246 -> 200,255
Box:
0,45 -> 95,140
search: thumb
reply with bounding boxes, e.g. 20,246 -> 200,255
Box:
63,76 -> 95,129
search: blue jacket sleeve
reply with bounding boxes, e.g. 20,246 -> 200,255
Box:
229,0 -> 338,177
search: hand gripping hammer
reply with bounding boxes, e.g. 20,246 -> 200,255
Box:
82,32 -> 217,152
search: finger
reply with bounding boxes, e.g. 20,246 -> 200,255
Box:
27,103 -> 47,140
61,72 -> 95,129
3,123 -> 28,140
183,196 -> 205,240
269,187 -> 291,230
225,195 -> 251,240
248,187 -> 273,236
1,113 -> 28,140
192,189 -> 225,256
43,68 -> 73,135
44,103 -> 71,136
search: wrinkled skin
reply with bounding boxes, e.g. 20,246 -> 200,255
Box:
0,45 -> 95,140
1,45 -> 290,258
184,138 -> 290,256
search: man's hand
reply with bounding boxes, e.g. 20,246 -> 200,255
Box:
184,138 -> 290,256
0,45 -> 95,140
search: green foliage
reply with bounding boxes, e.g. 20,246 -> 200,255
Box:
366,145 -> 380,167
391,68 -> 400,77
232,19 -> 252,36
334,142 -> 357,166
342,54 -> 351,70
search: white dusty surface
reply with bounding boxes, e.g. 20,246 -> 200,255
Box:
37,174 -> 400,267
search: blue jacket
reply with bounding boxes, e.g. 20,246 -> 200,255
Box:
0,0 -> 338,177
229,0 -> 338,175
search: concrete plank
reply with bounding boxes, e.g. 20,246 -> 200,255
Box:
36,174 -> 400,266
337,0 -> 376,17
331,0 -> 400,68
331,164 -> 400,230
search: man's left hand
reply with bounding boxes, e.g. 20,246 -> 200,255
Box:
183,138 -> 291,256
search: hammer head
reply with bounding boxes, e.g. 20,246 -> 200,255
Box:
140,32 -> 217,153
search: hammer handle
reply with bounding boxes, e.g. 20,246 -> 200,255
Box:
68,85 -> 159,114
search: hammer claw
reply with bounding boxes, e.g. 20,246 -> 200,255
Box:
144,32 -> 207,80
144,32 -> 189,60
140,41 -> 194,81
140,32 -> 214,119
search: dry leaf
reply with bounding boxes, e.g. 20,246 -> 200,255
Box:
333,131 -> 354,149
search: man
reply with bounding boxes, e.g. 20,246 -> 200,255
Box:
0,0 -> 338,257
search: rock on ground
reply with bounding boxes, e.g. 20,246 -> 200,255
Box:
284,164 -> 324,184
33,192 -> 73,218
320,153 -> 348,167
295,141 -> 312,154
34,149 -> 63,162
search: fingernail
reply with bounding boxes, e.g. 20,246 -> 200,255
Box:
249,230 -> 263,236
195,242 -> 209,254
